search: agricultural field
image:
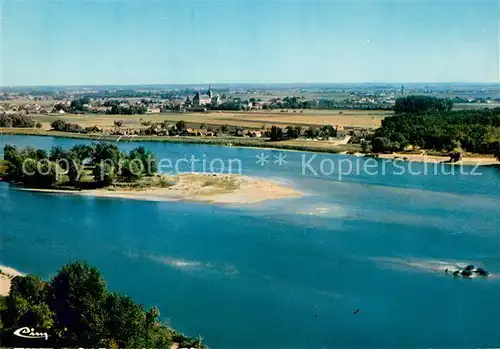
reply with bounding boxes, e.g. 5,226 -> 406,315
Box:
32,109 -> 388,131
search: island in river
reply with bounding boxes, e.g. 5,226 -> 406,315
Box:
0,142 -> 301,205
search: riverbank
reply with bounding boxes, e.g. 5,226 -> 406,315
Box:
376,152 -> 499,166
1,129 -> 498,166
18,173 -> 303,205
0,128 -> 360,154
0,265 -> 24,296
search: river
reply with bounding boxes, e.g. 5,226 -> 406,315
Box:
1,135 -> 499,348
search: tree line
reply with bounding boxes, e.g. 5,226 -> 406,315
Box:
1,143 -> 158,189
262,96 -> 392,111
0,114 -> 40,128
370,96 -> 500,157
394,95 -> 453,114
0,261 -> 206,348
269,125 -> 338,141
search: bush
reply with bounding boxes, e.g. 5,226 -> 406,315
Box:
0,261 -> 203,348
51,119 -> 84,133
0,114 -> 35,128
93,162 -> 116,187
371,137 -> 393,153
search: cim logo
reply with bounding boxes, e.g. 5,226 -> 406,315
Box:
13,327 -> 49,340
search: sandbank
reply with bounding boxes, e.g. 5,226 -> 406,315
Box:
19,173 -> 303,205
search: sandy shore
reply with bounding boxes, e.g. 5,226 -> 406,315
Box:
19,173 -> 303,205
348,152 -> 499,166
0,265 -> 25,296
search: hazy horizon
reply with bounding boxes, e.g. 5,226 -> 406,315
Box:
2,82 -> 500,90
2,0 -> 499,86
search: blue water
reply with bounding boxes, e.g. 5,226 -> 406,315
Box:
1,135 -> 500,348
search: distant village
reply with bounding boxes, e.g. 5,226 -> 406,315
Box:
1,85 -> 499,117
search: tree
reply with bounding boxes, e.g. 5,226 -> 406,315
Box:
51,119 -> 67,131
270,126 -> 284,141
0,261 -> 203,348
104,293 -> 147,347
394,96 -> 453,114
93,162 -> 116,186
361,139 -> 370,153
285,126 -> 300,139
127,146 -> 157,176
49,261 -> 108,345
91,142 -> 122,168
121,159 -> 144,180
67,159 -> 83,186
371,137 -> 393,153
494,142 -> 500,161
176,120 -> 186,131
49,146 -> 67,162
26,161 -> 60,188
304,127 -> 319,139
9,275 -> 47,305
70,144 -> 94,162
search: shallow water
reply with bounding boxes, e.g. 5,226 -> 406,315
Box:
1,135 -> 500,348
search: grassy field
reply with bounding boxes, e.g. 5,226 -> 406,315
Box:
31,109 -> 387,131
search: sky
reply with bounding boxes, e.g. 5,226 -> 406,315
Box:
1,0 -> 499,86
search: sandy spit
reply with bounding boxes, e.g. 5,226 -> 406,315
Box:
18,173 -> 303,205
376,153 -> 499,166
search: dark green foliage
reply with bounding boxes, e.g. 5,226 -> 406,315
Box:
91,142 -> 122,168
285,126 -> 301,139
304,127 -> 320,139
49,146 -> 68,162
50,262 -> 108,345
120,159 -> 143,180
371,137 -> 395,153
2,145 -> 61,186
104,293 -> 148,347
320,125 -> 337,138
51,119 -> 84,133
394,95 -> 453,114
270,126 -> 284,141
0,261 -> 204,348
9,275 -> 48,305
127,146 -> 157,176
361,140 -> 370,153
495,143 -> 500,161
176,120 -> 186,131
0,114 -> 35,128
105,101 -> 147,115
67,160 -> 83,185
93,161 -> 116,186
70,144 -> 94,162
2,143 -> 161,189
375,106 -> 500,153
